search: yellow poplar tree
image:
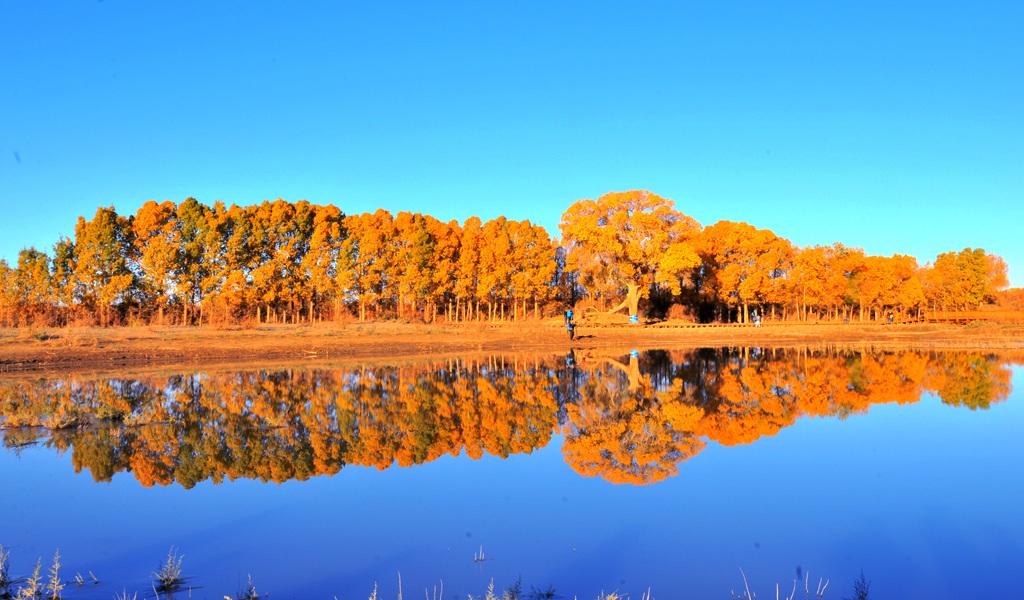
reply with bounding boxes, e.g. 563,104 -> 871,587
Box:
454,216 -> 482,321
132,200 -> 179,324
560,190 -> 700,318
73,206 -> 135,326
301,203 -> 346,321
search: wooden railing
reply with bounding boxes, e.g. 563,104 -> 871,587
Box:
924,310 -> 1024,324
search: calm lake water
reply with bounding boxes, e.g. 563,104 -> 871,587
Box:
1,348 -> 1022,600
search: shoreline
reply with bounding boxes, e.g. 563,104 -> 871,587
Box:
1,320 -> 1022,376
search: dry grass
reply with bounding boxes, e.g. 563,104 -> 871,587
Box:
153,546 -> 185,592
46,550 -> 63,600
0,544 -> 10,597
17,559 -> 42,600
0,545 -> 866,600
0,320 -> 1021,377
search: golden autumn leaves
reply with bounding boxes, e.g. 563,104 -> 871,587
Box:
0,190 -> 1011,327
562,190 -> 1009,323
0,199 -> 556,327
560,190 -> 702,317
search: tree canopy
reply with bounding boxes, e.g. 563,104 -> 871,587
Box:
0,191 -> 1013,327
559,190 -> 701,316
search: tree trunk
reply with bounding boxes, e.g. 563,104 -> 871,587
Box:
627,283 -> 639,317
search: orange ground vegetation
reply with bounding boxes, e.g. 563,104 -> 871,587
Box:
1,320 -> 1023,375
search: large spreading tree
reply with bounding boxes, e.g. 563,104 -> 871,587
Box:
558,190 -> 701,318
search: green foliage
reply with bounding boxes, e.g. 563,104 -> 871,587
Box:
72,207 -> 136,325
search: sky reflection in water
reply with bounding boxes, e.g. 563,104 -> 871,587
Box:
1,348 -> 1022,600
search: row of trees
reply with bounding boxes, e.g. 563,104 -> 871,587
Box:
0,191 -> 1012,327
0,199 -> 556,326
1,348 -> 1015,487
559,190 -> 1011,323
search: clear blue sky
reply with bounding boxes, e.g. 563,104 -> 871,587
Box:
2,1 -> 1021,285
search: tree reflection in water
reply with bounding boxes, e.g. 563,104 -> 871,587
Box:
0,349 -> 1016,488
